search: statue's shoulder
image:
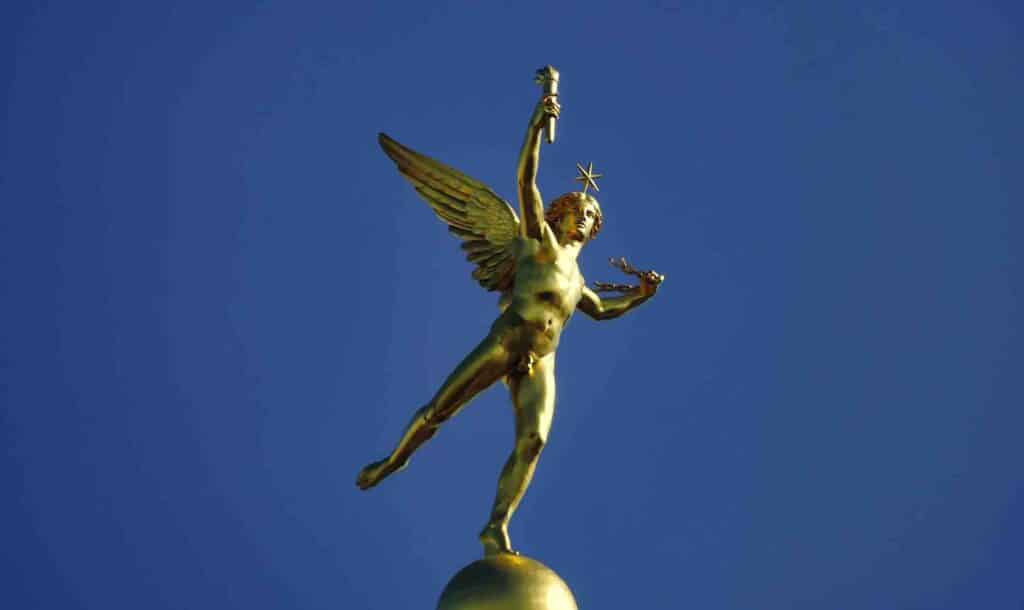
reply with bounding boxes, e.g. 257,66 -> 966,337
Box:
515,233 -> 540,253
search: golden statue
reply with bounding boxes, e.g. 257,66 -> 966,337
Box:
357,67 -> 663,568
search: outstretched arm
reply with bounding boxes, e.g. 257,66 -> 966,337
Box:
516,95 -> 560,239
577,279 -> 659,321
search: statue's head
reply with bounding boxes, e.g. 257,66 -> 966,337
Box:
545,192 -> 603,243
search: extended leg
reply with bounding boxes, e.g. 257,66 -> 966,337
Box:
479,354 -> 556,555
356,331 -> 512,490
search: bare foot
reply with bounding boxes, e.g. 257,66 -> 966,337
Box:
356,458 -> 407,490
479,523 -> 516,556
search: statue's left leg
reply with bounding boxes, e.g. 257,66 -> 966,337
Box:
356,329 -> 513,490
479,353 -> 556,555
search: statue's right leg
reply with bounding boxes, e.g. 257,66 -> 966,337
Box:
479,353 -> 556,555
356,330 -> 512,490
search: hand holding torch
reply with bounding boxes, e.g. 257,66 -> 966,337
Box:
534,65 -> 560,144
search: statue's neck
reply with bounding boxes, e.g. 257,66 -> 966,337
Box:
557,238 -> 584,259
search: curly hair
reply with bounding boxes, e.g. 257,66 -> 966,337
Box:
544,192 -> 603,240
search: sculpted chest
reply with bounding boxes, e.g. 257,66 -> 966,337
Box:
517,239 -> 581,286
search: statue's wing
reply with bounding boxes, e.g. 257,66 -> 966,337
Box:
379,133 -> 520,292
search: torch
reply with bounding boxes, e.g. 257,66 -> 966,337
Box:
534,65 -> 560,144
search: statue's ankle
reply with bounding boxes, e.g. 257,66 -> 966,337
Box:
479,522 -> 514,555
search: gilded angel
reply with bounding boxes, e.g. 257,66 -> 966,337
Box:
357,68 -> 663,556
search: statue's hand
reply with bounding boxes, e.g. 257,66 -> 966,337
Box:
596,258 -> 664,295
639,270 -> 664,297
531,95 -> 561,129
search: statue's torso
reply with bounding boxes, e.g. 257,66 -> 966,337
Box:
498,227 -> 584,357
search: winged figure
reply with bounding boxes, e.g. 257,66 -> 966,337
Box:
357,76 -> 664,556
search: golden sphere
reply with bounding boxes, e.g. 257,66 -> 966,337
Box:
437,554 -> 577,610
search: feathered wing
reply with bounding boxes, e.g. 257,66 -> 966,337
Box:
379,133 -> 520,292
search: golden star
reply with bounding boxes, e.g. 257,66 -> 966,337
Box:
575,162 -> 603,194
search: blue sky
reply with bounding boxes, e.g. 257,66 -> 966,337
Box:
2,1 -> 1022,608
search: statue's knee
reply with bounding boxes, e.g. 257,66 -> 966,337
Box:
516,432 -> 546,460
417,405 -> 443,427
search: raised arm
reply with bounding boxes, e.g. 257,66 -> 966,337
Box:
516,95 -> 560,239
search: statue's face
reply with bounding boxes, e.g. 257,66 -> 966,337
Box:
560,199 -> 599,242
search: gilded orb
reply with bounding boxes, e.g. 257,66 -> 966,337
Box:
437,554 -> 577,610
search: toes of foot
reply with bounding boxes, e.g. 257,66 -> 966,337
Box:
356,463 -> 383,490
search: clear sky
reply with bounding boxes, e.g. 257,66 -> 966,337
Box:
2,1 -> 1022,608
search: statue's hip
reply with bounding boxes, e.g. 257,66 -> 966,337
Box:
491,309 -> 561,359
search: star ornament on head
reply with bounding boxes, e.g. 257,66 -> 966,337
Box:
575,161 -> 603,195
